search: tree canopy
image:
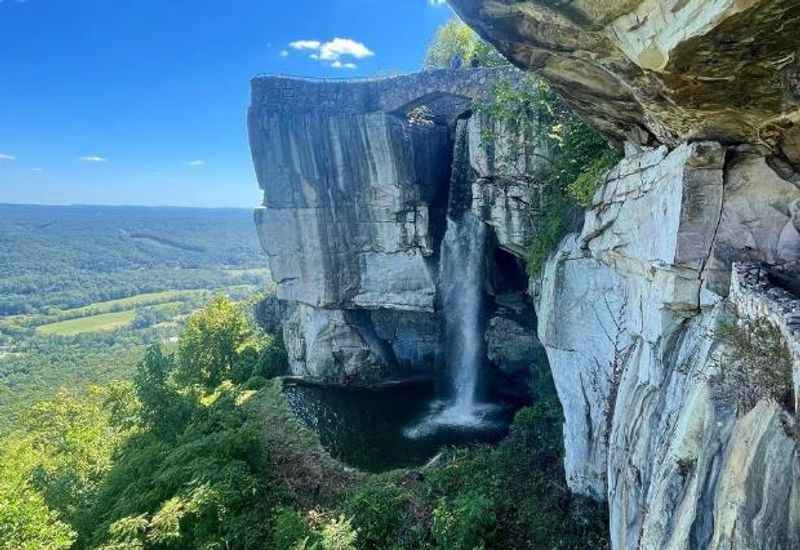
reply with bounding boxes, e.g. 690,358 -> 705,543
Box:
423,18 -> 509,69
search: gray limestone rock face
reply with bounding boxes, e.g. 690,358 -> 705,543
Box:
450,0 -> 800,160
467,114 -> 553,258
370,309 -> 442,369
485,315 -> 539,375
702,151 -> 800,295
282,304 -> 386,384
249,70 -> 528,383
252,111 -> 448,311
535,143 -> 800,549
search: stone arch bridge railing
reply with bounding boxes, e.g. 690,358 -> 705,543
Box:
249,67 -> 519,116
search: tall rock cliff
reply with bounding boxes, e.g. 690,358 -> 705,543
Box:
450,1 -> 800,548
248,69 -> 544,387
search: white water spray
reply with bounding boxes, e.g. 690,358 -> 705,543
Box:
440,213 -> 486,416
404,212 -> 507,438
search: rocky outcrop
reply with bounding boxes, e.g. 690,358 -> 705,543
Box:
437,5 -> 800,547
485,292 -> 542,398
467,113 -> 552,256
249,69 -> 545,383
536,143 -> 800,548
252,111 -> 447,311
450,0 -> 800,164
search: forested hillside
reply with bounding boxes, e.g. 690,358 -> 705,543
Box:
0,204 -> 266,316
0,205 -> 270,431
0,296 -> 608,550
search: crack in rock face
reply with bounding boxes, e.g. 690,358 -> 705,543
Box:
536,142 -> 800,549
248,70 -> 548,385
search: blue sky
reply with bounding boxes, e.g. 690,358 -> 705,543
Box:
0,0 -> 454,207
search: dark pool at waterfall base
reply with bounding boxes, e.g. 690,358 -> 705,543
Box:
282,382 -> 520,472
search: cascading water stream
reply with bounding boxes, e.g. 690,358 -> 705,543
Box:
405,211 -> 504,437
440,212 -> 486,417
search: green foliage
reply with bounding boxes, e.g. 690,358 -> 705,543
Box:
718,319 -> 795,414
89,378 -> 276,549
423,18 -> 508,69
318,516 -> 359,550
174,295 -> 287,390
133,346 -> 194,438
0,385 -> 135,550
272,507 -> 318,549
421,371 -> 608,549
474,76 -> 621,275
523,190 -> 573,277
432,491 -> 495,550
0,437 -> 77,550
344,480 -> 410,549
257,331 -> 290,379
176,296 -> 254,388
0,291 -> 295,550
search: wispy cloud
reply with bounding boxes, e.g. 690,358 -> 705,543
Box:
79,155 -> 107,162
287,37 -> 373,70
290,40 -> 321,51
428,0 -> 448,5
0,153 -> 15,160
280,50 -> 289,58
186,160 -> 206,166
32,167 -> 43,172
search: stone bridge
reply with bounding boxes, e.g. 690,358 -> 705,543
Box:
249,67 -> 518,117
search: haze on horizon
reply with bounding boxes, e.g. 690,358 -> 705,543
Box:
0,0 -> 453,208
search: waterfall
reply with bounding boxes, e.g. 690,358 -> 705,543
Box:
440,212 -> 486,415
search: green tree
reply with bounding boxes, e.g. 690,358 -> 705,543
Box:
0,438 -> 76,550
133,346 -> 194,439
424,18 -> 508,69
0,385 -> 134,549
176,295 -> 261,389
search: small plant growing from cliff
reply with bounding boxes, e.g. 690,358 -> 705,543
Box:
406,105 -> 435,127
717,319 -> 794,415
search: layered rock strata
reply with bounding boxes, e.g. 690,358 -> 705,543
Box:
536,143 -> 800,549
450,0 -> 800,164
249,69 -> 545,383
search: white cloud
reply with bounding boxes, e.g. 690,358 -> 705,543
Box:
428,0 -> 448,5
32,167 -> 43,172
318,38 -> 373,61
280,50 -> 289,58
0,153 -> 15,160
186,160 -> 206,166
288,37 -> 374,67
290,40 -> 321,51
79,155 -> 107,162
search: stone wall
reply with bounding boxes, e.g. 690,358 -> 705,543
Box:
731,262 -> 800,412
